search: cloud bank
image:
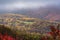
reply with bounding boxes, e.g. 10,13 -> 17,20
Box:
0,0 -> 60,13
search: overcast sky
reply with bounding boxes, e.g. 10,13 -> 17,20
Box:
0,0 -> 60,12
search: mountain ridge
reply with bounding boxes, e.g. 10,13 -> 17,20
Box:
13,5 -> 60,22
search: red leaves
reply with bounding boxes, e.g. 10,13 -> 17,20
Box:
48,24 -> 60,40
41,24 -> 60,40
0,33 -> 15,40
41,36 -> 48,40
50,26 -> 56,32
49,25 -> 60,36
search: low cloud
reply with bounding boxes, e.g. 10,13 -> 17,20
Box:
0,0 -> 60,13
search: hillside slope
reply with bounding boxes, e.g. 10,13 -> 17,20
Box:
0,13 -> 59,34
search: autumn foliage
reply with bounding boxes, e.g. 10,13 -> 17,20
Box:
41,24 -> 60,40
0,24 -> 60,40
0,25 -> 41,40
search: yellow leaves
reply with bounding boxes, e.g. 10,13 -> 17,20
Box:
22,17 -> 35,20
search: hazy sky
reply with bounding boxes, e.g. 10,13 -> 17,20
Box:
0,0 -> 60,12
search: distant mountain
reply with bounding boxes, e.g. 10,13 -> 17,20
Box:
0,5 -> 60,22
12,5 -> 60,22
